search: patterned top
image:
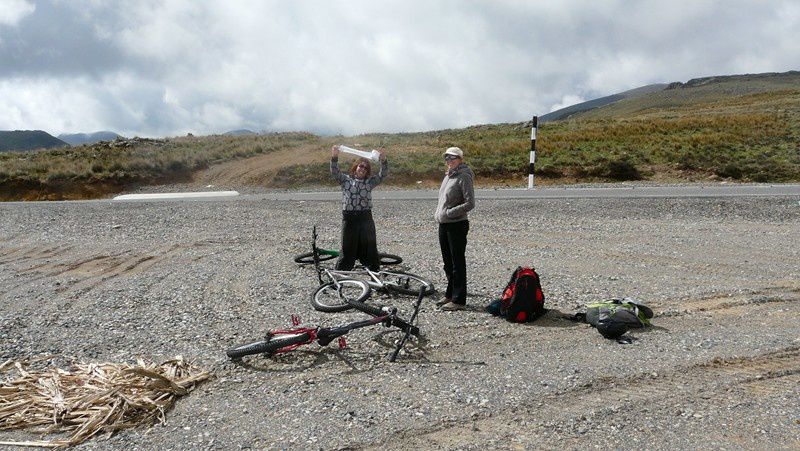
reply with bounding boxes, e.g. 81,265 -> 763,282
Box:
330,157 -> 389,211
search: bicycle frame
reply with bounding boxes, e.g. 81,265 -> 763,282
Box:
317,248 -> 340,258
268,313 -> 392,354
320,266 -> 383,289
389,286 -> 426,362
259,294 -> 422,359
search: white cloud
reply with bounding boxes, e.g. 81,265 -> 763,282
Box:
0,77 -> 106,132
550,95 -> 586,113
1,1 -> 799,137
0,0 -> 35,26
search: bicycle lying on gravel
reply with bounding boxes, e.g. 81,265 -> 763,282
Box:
293,235 -> 402,266
306,227 -> 435,312
227,287 -> 426,362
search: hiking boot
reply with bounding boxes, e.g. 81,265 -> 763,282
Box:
435,297 -> 452,307
440,301 -> 466,311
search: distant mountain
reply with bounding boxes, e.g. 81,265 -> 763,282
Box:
563,70 -> 800,122
0,130 -> 70,152
223,129 -> 258,136
539,71 -> 800,124
540,83 -> 668,122
58,131 -> 122,146
664,70 -> 800,90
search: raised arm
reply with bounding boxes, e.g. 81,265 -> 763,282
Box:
330,145 -> 347,183
367,148 -> 388,189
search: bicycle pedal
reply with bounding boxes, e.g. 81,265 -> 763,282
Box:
338,336 -> 347,349
291,314 -> 301,326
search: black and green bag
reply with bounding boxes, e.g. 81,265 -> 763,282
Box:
583,298 -> 653,339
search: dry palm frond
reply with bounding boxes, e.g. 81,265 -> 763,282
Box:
0,356 -> 210,448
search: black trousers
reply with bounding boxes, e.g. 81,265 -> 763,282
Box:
438,220 -> 470,304
337,210 -> 380,271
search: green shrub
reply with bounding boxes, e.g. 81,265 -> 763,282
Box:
606,160 -> 642,180
715,164 -> 743,179
167,160 -> 187,172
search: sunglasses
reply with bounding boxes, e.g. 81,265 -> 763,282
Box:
444,155 -> 460,161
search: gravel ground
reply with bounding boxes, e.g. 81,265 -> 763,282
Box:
1,190 -> 799,450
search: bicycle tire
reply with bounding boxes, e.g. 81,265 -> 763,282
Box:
226,332 -> 312,359
311,279 -> 371,312
293,251 -> 337,264
379,271 -> 435,296
378,253 -> 403,265
295,251 -> 401,266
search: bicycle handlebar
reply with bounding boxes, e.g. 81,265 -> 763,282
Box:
389,286 -> 426,362
316,314 -> 390,346
345,296 -> 420,336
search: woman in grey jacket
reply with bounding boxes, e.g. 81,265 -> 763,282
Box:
434,147 -> 475,311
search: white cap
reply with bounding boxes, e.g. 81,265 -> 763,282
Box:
444,147 -> 464,158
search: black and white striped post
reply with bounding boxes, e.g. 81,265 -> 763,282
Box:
528,115 -> 538,189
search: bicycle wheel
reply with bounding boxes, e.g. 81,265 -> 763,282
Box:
378,253 -> 403,266
379,271 -> 435,296
311,279 -> 371,312
294,251 -> 337,264
226,332 -> 312,359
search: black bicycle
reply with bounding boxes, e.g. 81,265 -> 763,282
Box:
227,288 -> 425,361
306,227 -> 435,312
293,234 -> 402,266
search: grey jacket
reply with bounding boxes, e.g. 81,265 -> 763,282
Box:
435,163 -> 475,223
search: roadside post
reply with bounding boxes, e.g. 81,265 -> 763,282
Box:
528,115 -> 538,189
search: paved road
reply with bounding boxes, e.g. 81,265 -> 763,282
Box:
248,183 -> 800,202
3,184 -> 799,205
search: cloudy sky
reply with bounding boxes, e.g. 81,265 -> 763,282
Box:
1,0 -> 798,137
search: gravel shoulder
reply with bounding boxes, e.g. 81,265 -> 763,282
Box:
1,192 -> 799,449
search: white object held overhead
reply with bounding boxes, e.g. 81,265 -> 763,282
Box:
338,145 -> 381,161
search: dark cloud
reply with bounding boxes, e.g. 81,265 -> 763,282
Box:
0,2 -> 130,78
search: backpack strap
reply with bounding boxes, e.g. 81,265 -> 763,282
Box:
566,312 -> 586,322
501,266 -> 523,300
623,297 -> 654,319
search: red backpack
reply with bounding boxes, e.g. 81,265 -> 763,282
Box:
487,266 -> 546,322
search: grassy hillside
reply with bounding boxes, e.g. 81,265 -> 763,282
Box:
537,72 -> 800,182
539,83 -> 667,122
0,133 -> 316,200
578,71 -> 800,120
275,72 -> 799,186
1,71 -> 798,200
